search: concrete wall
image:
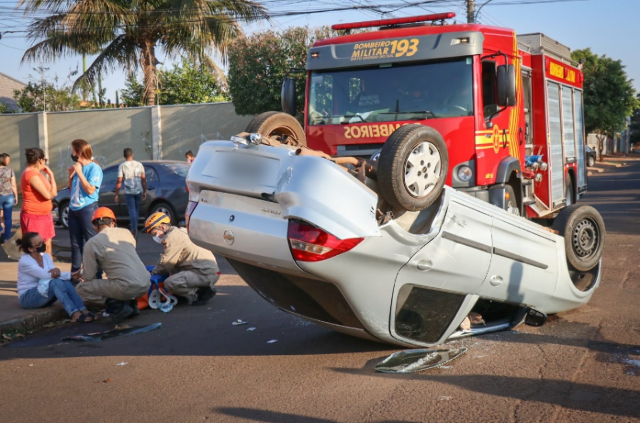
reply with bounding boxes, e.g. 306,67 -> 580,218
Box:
0,103 -> 254,188
46,108 -> 152,184
0,113 -> 40,188
160,102 -> 253,160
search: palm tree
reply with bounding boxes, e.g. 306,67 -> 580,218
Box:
20,0 -> 269,106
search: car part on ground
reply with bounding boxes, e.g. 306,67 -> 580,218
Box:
375,347 -> 468,373
186,115 -> 605,348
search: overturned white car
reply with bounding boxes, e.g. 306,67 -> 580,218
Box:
185,114 -> 604,348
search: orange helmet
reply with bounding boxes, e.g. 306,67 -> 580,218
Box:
91,207 -> 116,223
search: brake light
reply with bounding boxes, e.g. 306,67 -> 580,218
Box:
185,201 -> 197,232
288,221 -> 364,262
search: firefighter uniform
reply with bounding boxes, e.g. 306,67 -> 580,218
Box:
152,227 -> 219,302
76,227 -> 151,305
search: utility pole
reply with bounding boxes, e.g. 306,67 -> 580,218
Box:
466,0 -> 475,23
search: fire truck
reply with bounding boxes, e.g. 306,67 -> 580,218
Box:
278,13 -> 587,220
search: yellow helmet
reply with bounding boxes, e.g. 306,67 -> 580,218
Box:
144,212 -> 171,233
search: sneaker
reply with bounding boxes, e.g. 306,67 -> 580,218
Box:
192,287 -> 216,306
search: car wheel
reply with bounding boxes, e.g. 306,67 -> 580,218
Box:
59,201 -> 70,229
245,111 -> 307,147
149,202 -> 176,225
553,204 -> 605,273
587,155 -> 595,167
377,125 -> 448,211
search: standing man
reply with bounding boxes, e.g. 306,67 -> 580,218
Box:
75,207 -> 150,322
144,212 -> 219,305
115,148 -> 146,238
185,150 -> 195,164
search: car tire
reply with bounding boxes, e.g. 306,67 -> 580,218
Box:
245,111 -> 307,147
149,202 -> 176,225
553,204 -> 605,273
377,125 -> 448,211
58,201 -> 70,229
587,155 -> 595,167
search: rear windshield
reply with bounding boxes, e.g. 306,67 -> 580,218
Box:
161,163 -> 190,178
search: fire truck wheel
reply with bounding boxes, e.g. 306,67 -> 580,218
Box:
553,204 -> 605,273
377,125 -> 448,211
245,111 -> 307,147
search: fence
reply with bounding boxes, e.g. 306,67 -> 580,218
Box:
0,102 -> 254,188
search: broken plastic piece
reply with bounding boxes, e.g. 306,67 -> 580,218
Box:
62,323 -> 162,342
375,347 -> 468,373
267,339 -> 278,343
247,327 -> 256,331
232,319 -> 248,326
116,362 -> 128,366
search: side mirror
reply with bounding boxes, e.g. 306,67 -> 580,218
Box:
524,308 -> 547,327
497,64 -> 516,107
281,78 -> 296,116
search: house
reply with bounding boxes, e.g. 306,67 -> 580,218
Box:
0,71 -> 26,111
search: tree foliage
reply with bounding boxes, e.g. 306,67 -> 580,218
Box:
19,0 -> 269,106
228,26 -> 338,116
571,48 -> 638,135
12,71 -> 81,112
630,94 -> 640,145
120,74 -> 145,107
159,59 -> 229,105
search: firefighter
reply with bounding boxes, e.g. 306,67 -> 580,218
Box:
144,213 -> 219,305
74,207 -> 151,322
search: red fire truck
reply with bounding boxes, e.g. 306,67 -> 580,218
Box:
280,13 -> 587,219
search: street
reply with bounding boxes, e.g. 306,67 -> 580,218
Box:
0,158 -> 639,423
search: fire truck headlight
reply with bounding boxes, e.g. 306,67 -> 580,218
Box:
540,162 -> 548,171
457,165 -> 473,182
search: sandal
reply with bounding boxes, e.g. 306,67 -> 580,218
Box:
72,313 -> 94,323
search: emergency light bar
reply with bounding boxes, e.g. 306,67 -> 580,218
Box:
331,13 -> 456,31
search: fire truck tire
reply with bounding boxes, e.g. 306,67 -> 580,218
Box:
553,204 -> 605,273
245,111 -> 307,147
377,125 -> 448,211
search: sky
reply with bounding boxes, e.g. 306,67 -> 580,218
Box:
0,0 -> 638,103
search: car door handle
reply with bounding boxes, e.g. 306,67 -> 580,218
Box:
490,275 -> 503,286
416,260 -> 433,271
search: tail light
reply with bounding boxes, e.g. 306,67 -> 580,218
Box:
288,220 -> 364,262
185,201 -> 198,232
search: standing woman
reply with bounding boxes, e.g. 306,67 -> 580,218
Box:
68,139 -> 103,274
20,148 -> 57,254
0,153 -> 18,243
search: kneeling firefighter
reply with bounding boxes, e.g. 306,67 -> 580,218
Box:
144,213 -> 219,305
75,207 -> 151,322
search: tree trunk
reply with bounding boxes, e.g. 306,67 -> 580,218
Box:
140,40 -> 158,106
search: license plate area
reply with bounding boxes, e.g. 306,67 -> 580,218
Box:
202,151 -> 281,193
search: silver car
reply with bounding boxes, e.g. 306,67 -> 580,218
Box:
186,130 -> 604,348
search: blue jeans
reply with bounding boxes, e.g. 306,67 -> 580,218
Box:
125,194 -> 142,234
68,202 -> 98,272
0,194 -> 14,241
19,278 -> 86,317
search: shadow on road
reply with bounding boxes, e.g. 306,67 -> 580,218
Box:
215,408 -> 413,423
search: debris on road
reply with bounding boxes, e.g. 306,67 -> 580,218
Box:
62,322 -> 162,342
375,347 -> 468,373
232,320 -> 248,326
247,327 -> 256,331
116,362 -> 128,366
267,339 -> 277,344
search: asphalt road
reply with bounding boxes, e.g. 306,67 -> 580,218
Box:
1,161 -> 640,423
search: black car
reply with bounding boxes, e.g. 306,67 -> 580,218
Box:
54,161 -> 190,229
585,145 -> 596,167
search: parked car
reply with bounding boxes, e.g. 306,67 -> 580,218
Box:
585,145 -> 596,167
54,161 -> 190,228
185,120 -> 605,348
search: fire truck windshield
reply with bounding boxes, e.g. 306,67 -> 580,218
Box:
308,58 -> 473,126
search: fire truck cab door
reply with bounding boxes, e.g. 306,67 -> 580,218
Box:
477,214 -> 558,309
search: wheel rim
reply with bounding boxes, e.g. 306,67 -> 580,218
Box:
154,206 -> 171,220
267,126 -> 301,144
403,141 -> 442,198
62,206 -> 69,227
572,218 -> 600,260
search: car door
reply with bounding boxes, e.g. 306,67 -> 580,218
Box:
477,215 -> 559,309
99,166 -> 123,217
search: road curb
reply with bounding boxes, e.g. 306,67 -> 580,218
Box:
0,307 -> 67,334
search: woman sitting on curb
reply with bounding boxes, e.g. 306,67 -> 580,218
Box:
17,232 -> 96,322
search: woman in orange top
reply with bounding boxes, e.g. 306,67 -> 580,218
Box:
20,148 -> 57,254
